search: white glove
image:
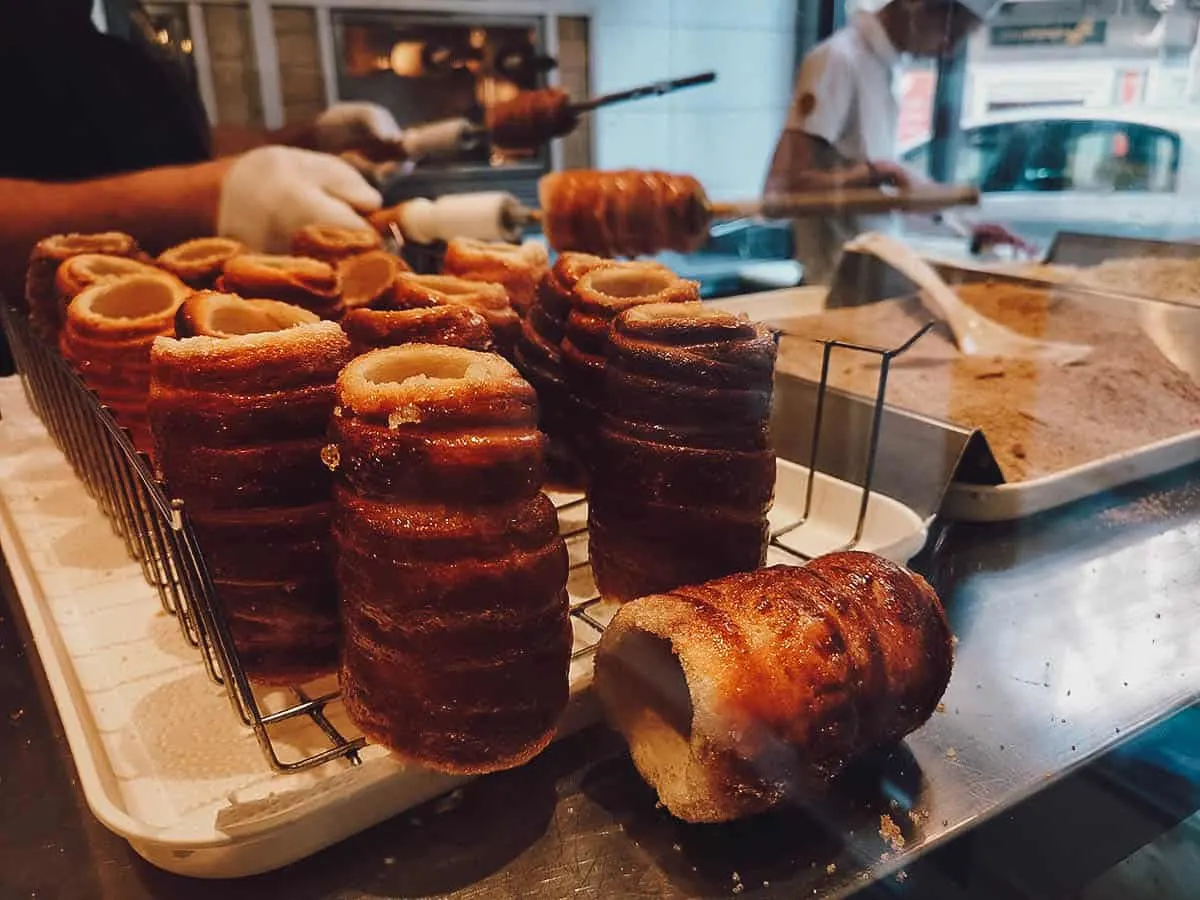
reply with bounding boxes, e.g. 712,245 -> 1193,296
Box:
217,146 -> 382,253
312,102 -> 402,153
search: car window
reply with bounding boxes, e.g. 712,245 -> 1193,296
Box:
946,119 -> 1180,195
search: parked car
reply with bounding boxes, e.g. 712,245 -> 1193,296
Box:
899,107 -> 1200,247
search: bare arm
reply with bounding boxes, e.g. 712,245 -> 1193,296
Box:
764,129 -> 879,195
0,158 -> 232,302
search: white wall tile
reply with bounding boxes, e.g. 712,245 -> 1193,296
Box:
595,110 -> 674,170
591,25 -> 674,94
669,109 -> 788,198
669,27 -> 794,112
593,0 -> 672,27
669,0 -> 795,31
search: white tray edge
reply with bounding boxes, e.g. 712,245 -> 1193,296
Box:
943,429 -> 1200,522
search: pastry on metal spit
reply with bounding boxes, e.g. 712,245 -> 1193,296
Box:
487,87 -> 577,149
538,169 -> 710,258
331,344 -> 570,773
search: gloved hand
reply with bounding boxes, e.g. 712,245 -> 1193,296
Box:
217,146 -> 382,253
970,222 -> 1039,257
312,102 -> 403,154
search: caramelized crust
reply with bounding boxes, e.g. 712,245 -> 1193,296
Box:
539,170 -> 711,257
220,253 -> 343,319
157,237 -> 243,289
59,273 -> 190,452
332,345 -> 570,773
337,250 -> 410,311
390,272 -> 520,358
442,238 -> 549,316
589,303 -> 778,602
560,265 -> 699,472
175,291 -> 318,339
487,87 -> 577,149
342,305 -> 494,355
149,321 -> 351,682
291,224 -> 382,263
594,554 -> 954,823
26,232 -> 143,336
55,254 -> 162,320
510,252 -> 611,485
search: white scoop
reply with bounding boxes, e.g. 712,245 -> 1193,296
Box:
848,231 -> 1091,366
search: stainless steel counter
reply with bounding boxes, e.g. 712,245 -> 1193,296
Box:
1,453 -> 1198,897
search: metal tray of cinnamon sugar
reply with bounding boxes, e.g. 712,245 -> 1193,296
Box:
774,249 -> 1200,522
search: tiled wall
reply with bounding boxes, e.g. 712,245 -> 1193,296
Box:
590,0 -> 796,200
558,16 -> 593,169
274,7 -> 328,125
205,3 -> 264,127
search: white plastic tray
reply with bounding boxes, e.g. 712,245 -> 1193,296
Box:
942,430 -> 1200,522
0,376 -> 925,879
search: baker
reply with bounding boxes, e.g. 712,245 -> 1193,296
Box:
764,0 -> 1028,284
0,0 -> 405,370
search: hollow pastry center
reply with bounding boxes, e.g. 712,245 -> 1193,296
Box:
606,632 -> 694,744
624,302 -> 731,326
80,257 -> 144,277
56,234 -> 126,254
208,303 -> 302,335
241,255 -> 331,277
362,348 -> 477,385
173,239 -> 236,261
343,256 -> 394,295
90,277 -> 177,319
589,268 -> 675,299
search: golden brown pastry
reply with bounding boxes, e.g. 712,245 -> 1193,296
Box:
219,254 -> 343,320
55,254 -> 162,323
539,170 -> 711,257
390,272 -> 520,357
331,344 -> 570,774
291,224 -> 382,263
174,291 -> 318,338
588,303 -> 778,601
26,232 -> 143,337
337,250 -> 410,311
157,237 -> 244,289
594,553 -> 954,822
342,306 -> 493,355
60,273 -> 190,452
487,87 -> 577,149
149,321 -> 351,684
441,238 -> 549,316
559,262 -> 698,470
510,252 -> 609,485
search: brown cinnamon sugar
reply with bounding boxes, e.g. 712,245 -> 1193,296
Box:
778,283 -> 1200,482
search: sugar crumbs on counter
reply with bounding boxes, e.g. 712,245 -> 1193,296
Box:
826,863 -> 837,875
880,813 -> 906,851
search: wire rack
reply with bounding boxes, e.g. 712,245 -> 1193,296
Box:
0,300 -> 930,775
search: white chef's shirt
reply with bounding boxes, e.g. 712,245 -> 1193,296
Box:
779,12 -> 905,284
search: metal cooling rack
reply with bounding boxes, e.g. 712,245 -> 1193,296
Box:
1,300 -> 931,775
